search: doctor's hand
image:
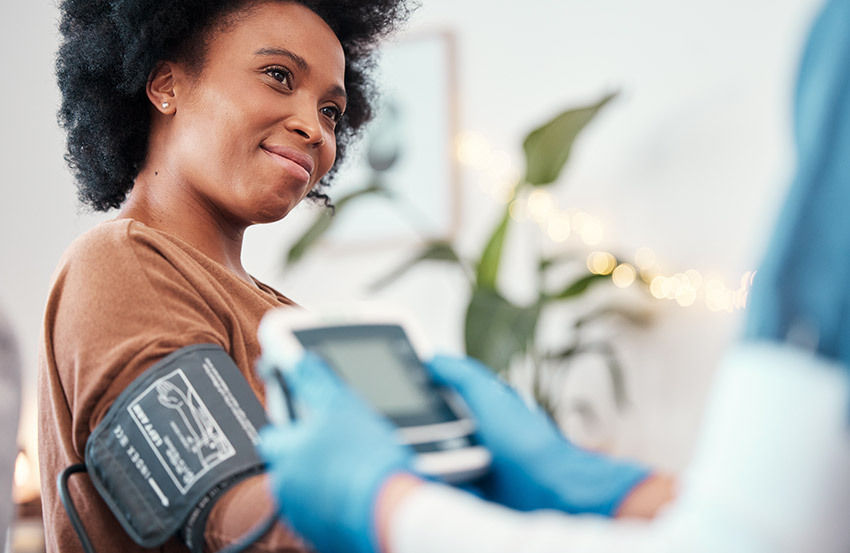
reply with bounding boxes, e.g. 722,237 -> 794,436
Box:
258,353 -> 416,553
427,355 -> 665,517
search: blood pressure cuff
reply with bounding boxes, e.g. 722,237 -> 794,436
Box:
84,344 -> 268,550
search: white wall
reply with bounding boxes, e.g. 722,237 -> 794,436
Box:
250,0 -> 823,468
0,1 -> 112,494
0,0 -> 823,493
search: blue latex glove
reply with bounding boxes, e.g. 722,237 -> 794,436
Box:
258,353 -> 415,553
427,355 -> 650,516
743,0 -> 850,368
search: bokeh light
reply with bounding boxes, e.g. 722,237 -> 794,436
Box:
650,276 -> 671,299
580,217 -> 604,245
676,289 -> 697,307
455,130 -> 489,166
684,269 -> 703,290
14,451 -> 30,489
459,130 -> 755,313
572,211 -> 590,233
527,189 -> 554,222
634,246 -> 657,269
547,215 -> 571,242
612,263 -> 636,288
587,251 -> 617,275
509,199 -> 527,222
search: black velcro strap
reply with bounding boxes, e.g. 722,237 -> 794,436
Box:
85,344 -> 268,548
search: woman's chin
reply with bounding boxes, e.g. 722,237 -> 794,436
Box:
250,199 -> 300,225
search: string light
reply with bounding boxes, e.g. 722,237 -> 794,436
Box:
455,131 -> 489,166
612,263 -> 637,288
455,131 -> 755,312
527,189 -> 555,222
684,269 -> 703,289
587,251 -> 617,275
579,218 -> 604,246
509,199 -> 528,222
547,215 -> 571,242
650,276 -> 672,299
635,247 -> 657,269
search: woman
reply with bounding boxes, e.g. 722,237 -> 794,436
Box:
40,0 -> 672,551
39,1 -> 414,552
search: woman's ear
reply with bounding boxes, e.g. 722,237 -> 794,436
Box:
147,62 -> 179,114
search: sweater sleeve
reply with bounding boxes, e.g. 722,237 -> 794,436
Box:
47,223 -> 230,453
40,221 -> 307,553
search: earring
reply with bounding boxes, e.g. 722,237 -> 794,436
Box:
161,102 -> 170,109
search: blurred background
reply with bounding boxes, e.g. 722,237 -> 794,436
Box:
0,0 -> 824,550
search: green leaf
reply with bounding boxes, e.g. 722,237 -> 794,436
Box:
522,92 -> 617,186
476,206 -> 511,290
606,352 -> 627,407
546,342 -> 581,361
539,252 -> 581,272
285,212 -> 334,265
574,305 -> 653,328
369,240 -> 464,291
464,288 -> 541,374
548,272 -> 608,301
283,184 -> 390,266
335,183 -> 393,209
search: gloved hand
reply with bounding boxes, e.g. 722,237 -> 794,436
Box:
743,0 -> 850,368
427,355 -> 650,516
258,353 -> 415,553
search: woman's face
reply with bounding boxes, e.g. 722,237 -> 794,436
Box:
151,1 -> 346,226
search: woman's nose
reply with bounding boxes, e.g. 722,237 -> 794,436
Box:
285,100 -> 324,146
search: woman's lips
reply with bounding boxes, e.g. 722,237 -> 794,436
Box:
261,144 -> 315,182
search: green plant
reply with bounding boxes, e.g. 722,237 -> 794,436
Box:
283,92 -> 650,418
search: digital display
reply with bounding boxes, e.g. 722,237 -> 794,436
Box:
294,325 -> 457,425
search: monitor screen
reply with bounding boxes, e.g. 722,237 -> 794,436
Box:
294,325 -> 457,426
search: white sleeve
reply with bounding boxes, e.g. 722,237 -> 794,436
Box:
665,342 -> 850,553
388,482 -> 659,553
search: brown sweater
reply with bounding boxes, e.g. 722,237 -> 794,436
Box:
38,219 -> 308,553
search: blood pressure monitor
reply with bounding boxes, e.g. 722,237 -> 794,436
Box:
258,306 -> 491,483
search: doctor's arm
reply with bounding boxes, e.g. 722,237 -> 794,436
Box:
258,354 -> 668,553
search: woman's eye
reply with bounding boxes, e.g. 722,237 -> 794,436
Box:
265,67 -> 291,87
321,105 -> 343,123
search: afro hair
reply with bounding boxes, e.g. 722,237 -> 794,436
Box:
56,0 -> 417,211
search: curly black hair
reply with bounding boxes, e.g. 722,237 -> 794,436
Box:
56,0 -> 417,211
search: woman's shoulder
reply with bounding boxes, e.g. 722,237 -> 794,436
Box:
44,219 -> 224,348
63,218 -> 157,253
57,218 -> 188,273
48,219 -> 197,303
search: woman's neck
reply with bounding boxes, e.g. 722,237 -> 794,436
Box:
117,175 -> 255,285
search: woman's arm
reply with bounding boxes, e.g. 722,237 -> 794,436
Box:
204,474 -> 308,552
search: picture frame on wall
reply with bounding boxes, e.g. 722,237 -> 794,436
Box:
325,30 -> 460,246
